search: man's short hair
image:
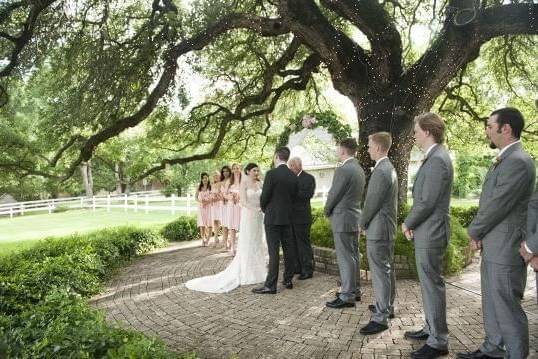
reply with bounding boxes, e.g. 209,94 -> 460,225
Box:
414,112 -> 446,144
369,132 -> 392,152
490,107 -> 525,139
275,146 -> 291,161
288,157 -> 303,168
338,137 -> 359,155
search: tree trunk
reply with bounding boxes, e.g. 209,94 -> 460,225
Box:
115,162 -> 125,193
80,162 -> 93,197
354,92 -> 425,212
87,159 -> 94,196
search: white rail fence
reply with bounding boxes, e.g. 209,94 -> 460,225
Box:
0,190 -> 330,219
0,191 -> 195,218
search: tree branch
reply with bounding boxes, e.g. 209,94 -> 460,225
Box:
130,45 -> 320,183
477,3 -> 538,40
60,13 -> 291,181
278,0 -> 370,98
319,0 -> 403,84
405,3 -> 538,110
132,118 -> 231,182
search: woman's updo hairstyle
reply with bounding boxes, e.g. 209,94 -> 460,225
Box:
244,163 -> 258,175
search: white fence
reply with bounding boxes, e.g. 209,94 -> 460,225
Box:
0,190 -> 330,219
0,191 -> 195,218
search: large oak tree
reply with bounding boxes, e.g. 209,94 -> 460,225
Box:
0,0 -> 536,199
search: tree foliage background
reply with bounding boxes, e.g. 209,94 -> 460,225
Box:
0,0 -> 536,199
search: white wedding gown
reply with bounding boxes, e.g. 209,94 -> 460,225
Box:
185,186 -> 267,293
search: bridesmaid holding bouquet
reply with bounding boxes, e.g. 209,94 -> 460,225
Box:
226,163 -> 242,256
210,170 -> 223,247
195,172 -> 212,246
220,165 -> 232,249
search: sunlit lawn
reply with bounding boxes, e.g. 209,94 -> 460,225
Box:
0,208 -> 185,255
0,197 -> 477,255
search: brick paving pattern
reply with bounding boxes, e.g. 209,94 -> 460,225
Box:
91,242 -> 538,358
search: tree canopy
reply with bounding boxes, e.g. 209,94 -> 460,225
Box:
0,0 -> 536,198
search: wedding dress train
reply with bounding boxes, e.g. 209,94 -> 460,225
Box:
185,186 -> 267,293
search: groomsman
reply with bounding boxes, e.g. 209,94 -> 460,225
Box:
324,138 -> 365,308
402,113 -> 453,359
288,157 -> 316,280
359,132 -> 398,335
458,108 -> 535,359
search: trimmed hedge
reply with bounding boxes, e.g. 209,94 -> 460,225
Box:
0,227 -> 190,358
161,216 -> 199,242
311,206 -> 472,276
451,205 -> 478,228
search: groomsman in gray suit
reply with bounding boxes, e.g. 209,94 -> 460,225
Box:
324,138 -> 365,308
403,113 -> 453,359
458,108 -> 536,359
359,132 -> 398,335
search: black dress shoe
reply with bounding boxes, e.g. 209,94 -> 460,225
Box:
456,350 -> 497,359
404,329 -> 429,340
326,298 -> 355,308
335,291 -> 361,301
411,344 -> 448,358
359,321 -> 388,335
368,304 -> 395,318
283,281 -> 293,289
252,286 -> 276,294
298,273 -> 313,280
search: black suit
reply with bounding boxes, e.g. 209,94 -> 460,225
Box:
260,164 -> 298,289
292,171 -> 316,276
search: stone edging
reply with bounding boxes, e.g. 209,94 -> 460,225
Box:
313,245 -> 473,280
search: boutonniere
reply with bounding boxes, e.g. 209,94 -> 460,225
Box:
492,156 -> 501,167
369,166 -> 375,172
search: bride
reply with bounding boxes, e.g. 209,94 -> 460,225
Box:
185,163 -> 267,293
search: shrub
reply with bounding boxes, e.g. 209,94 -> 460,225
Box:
451,205 -> 478,228
311,212 -> 470,276
161,216 -> 199,242
0,227 -> 183,358
311,216 -> 334,249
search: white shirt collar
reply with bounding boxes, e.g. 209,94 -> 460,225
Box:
342,157 -> 354,165
424,143 -> 438,158
497,140 -> 520,158
297,170 -> 303,177
375,156 -> 388,168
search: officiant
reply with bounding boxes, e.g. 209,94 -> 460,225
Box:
288,157 -> 316,280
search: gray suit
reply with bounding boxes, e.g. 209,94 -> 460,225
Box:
360,158 -> 398,325
468,142 -> 536,358
404,144 -> 453,351
324,157 -> 365,302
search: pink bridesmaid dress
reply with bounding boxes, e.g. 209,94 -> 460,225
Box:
228,183 -> 241,231
220,183 -> 230,228
210,185 -> 222,223
197,189 -> 211,227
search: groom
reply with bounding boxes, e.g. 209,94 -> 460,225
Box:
253,147 -> 298,294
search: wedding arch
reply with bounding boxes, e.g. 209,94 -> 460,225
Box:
276,111 -> 352,153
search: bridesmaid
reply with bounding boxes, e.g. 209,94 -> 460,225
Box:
210,170 -> 223,247
226,163 -> 242,256
195,172 -> 212,246
220,165 -> 232,249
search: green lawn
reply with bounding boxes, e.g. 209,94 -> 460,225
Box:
0,208 -> 183,255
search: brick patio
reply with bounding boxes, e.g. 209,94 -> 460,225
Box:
91,241 -> 538,358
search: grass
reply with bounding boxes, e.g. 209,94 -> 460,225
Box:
0,208 -> 184,254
